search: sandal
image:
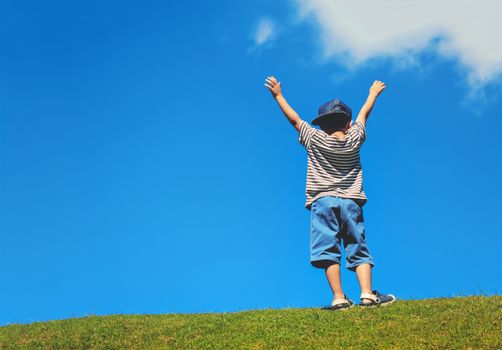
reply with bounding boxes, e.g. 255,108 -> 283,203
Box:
322,295 -> 355,311
360,290 -> 396,307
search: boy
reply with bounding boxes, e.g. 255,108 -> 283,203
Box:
264,76 -> 395,310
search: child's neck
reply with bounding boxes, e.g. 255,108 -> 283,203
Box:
324,129 -> 347,138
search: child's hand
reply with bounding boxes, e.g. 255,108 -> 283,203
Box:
369,80 -> 386,97
264,76 -> 282,98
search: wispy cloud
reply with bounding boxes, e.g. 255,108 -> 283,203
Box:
254,17 -> 275,47
294,0 -> 502,89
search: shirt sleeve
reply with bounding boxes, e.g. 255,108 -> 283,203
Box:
348,120 -> 366,147
298,120 -> 317,149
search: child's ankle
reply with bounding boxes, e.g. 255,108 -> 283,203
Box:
334,293 -> 345,300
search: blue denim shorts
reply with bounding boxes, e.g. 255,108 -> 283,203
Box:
310,196 -> 375,271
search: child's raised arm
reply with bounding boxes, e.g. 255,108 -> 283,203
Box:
264,76 -> 303,131
356,80 -> 386,127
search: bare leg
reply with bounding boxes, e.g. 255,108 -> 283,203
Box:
356,264 -> 395,305
355,263 -> 372,294
325,263 -> 345,300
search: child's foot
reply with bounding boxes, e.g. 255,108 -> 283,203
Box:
360,290 -> 396,307
322,295 -> 355,311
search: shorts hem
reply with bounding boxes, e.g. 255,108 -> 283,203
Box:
311,259 -> 340,269
346,260 -> 375,272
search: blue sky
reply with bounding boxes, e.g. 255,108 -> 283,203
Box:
1,0 -> 501,325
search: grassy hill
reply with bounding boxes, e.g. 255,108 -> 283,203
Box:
1,296 -> 500,349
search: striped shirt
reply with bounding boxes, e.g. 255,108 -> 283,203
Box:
298,120 -> 367,210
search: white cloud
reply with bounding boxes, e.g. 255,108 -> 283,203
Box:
294,0 -> 502,87
254,18 -> 275,46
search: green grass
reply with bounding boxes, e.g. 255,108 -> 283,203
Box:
1,296 -> 500,349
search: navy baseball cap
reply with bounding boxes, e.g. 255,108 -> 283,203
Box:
312,98 -> 352,126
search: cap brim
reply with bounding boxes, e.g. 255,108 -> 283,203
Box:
312,111 -> 350,126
